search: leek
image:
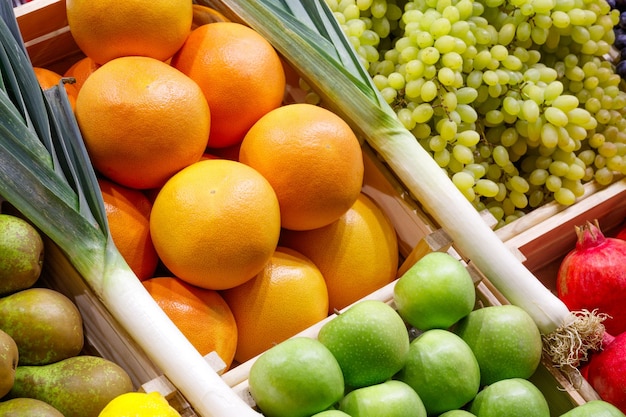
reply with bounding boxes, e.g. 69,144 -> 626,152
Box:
199,0 -> 604,366
0,5 -> 260,417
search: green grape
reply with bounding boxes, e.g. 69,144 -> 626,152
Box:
554,187 -> 576,205
456,104 -> 479,123
456,86 -> 479,104
529,168 -> 550,185
438,119 -> 458,141
421,80 -> 438,101
412,103 -> 435,123
493,145 -> 510,167
545,175 -> 562,192
452,144 -> 474,164
438,67 -> 457,86
465,163 -> 487,178
487,204 -> 505,221
549,160 -> 570,176
429,135 -> 447,152
434,149 -> 451,167
562,178 -> 585,197
457,130 -> 481,146
544,107 -> 569,127
475,179 -> 501,197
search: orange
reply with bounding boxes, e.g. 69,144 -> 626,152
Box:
63,56 -> 100,93
142,277 -> 238,368
75,56 -> 210,190
98,177 -> 159,281
149,159 -> 281,291
221,246 -> 329,363
280,193 -> 399,313
66,0 -> 192,65
33,67 -> 78,110
239,103 -> 364,231
171,22 -> 286,149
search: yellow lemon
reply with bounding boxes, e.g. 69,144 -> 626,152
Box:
98,392 -> 181,417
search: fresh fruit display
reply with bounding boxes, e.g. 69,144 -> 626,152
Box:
6,0 -> 626,415
325,0 -> 626,227
0,213 -> 44,296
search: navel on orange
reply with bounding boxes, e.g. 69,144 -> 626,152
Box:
280,193 -> 399,313
66,0 -> 192,65
149,159 -> 281,291
239,103 -> 364,231
75,56 -> 210,190
98,177 -> 159,281
171,22 -> 286,149
222,247 -> 329,363
143,277 -> 238,368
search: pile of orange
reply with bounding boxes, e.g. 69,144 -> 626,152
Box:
34,0 -> 401,369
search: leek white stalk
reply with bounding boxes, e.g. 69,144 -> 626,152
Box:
200,0 -> 605,364
0,5 -> 260,417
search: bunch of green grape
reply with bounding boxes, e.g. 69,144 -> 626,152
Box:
325,0 -> 626,228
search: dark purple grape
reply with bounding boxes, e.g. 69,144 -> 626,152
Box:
621,48 -> 626,60
616,60 -> 626,78
615,0 -> 626,11
607,0 -> 617,8
615,32 -> 626,49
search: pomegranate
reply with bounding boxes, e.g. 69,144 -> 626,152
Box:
586,332 -> 626,413
557,220 -> 626,336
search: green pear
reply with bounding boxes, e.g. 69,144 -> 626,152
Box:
317,300 -> 409,389
0,397 -> 65,417
0,328 -> 19,398
0,214 -> 44,296
0,288 -> 84,365
7,355 -> 134,417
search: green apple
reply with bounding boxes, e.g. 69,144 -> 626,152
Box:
311,411 -> 352,417
317,300 -> 409,388
469,378 -> 550,417
0,214 -> 44,296
439,411 -> 477,417
248,337 -> 344,417
396,329 -> 480,415
394,252 -> 475,331
339,380 -> 427,417
559,400 -> 626,416
453,304 -> 542,385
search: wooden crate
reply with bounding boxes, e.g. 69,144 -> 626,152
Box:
10,0 -> 616,415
